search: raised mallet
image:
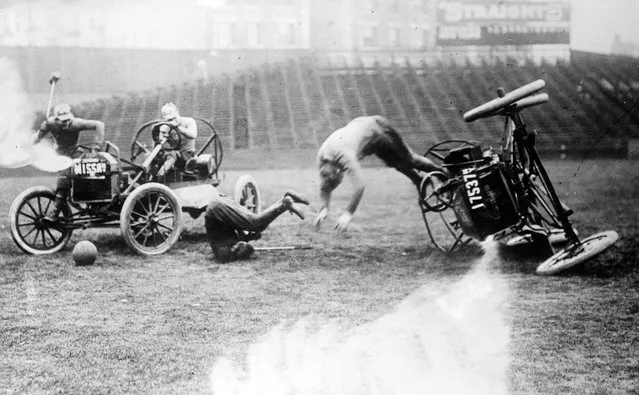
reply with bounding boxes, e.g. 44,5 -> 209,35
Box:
46,71 -> 62,118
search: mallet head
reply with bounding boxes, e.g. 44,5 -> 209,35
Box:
49,71 -> 62,85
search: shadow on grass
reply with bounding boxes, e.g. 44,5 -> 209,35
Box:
177,230 -> 208,245
496,242 -> 554,275
80,229 -> 209,256
495,236 -> 639,278
576,242 -> 639,279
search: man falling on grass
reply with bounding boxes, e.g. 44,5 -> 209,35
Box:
315,115 -> 447,232
205,189 -> 309,263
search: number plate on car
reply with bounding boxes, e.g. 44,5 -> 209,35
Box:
73,159 -> 108,178
461,167 -> 485,210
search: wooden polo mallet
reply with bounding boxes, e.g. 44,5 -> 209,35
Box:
253,245 -> 313,251
46,71 -> 62,117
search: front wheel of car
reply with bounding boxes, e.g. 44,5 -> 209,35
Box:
120,183 -> 182,256
9,186 -> 73,255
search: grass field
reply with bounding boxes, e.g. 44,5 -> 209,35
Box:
0,159 -> 638,394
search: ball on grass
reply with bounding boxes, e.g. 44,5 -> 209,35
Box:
72,240 -> 97,266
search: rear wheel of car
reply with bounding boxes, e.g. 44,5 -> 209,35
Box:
234,175 -> 261,214
9,186 -> 73,255
419,174 -> 473,254
120,183 -> 182,256
420,140 -> 481,254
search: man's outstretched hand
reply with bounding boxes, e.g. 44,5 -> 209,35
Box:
315,209 -> 352,232
314,207 -> 328,228
335,212 -> 352,232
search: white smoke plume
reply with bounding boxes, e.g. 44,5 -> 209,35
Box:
210,241 -> 510,395
0,58 -> 71,172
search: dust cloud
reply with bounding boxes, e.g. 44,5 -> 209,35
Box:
0,58 -> 70,172
210,241 -> 509,395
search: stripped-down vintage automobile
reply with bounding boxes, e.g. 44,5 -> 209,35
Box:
9,117 -> 261,256
419,80 -> 618,275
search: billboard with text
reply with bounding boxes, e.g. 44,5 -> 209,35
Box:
437,1 -> 570,46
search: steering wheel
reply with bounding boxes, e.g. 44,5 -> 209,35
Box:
130,121 -> 183,162
152,122 -> 182,151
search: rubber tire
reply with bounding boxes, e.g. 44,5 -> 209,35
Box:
419,189 -> 472,254
9,186 -> 73,255
535,230 -> 619,275
234,175 -> 262,214
419,171 -> 451,212
120,183 -> 182,256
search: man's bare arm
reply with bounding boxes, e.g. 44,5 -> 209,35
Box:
92,120 -> 105,144
319,181 -> 332,211
178,117 -> 198,139
334,161 -> 365,231
315,177 -> 333,227
75,119 -> 105,144
32,120 -> 50,145
344,161 -> 365,216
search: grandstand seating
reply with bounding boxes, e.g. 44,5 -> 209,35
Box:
283,60 -> 312,148
70,51 -> 638,161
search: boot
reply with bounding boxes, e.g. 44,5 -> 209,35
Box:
42,195 -> 65,226
282,196 -> 305,220
284,190 -> 310,205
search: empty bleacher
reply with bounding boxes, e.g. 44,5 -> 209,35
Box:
69,51 -> 638,166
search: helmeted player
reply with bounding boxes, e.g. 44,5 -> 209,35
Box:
33,103 -> 105,158
154,102 -> 197,178
314,115 -> 446,232
205,190 -> 309,263
32,103 -> 105,221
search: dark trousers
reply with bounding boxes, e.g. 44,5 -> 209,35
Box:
158,150 -> 195,176
204,196 -> 286,262
52,168 -> 72,215
370,128 -> 441,186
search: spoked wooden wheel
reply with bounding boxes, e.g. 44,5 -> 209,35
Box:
9,186 -> 73,255
536,231 -> 619,275
420,141 -> 479,254
419,175 -> 472,254
120,183 -> 182,256
234,175 -> 262,214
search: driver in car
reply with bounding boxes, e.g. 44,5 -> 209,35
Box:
154,102 -> 197,179
32,103 -> 105,221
